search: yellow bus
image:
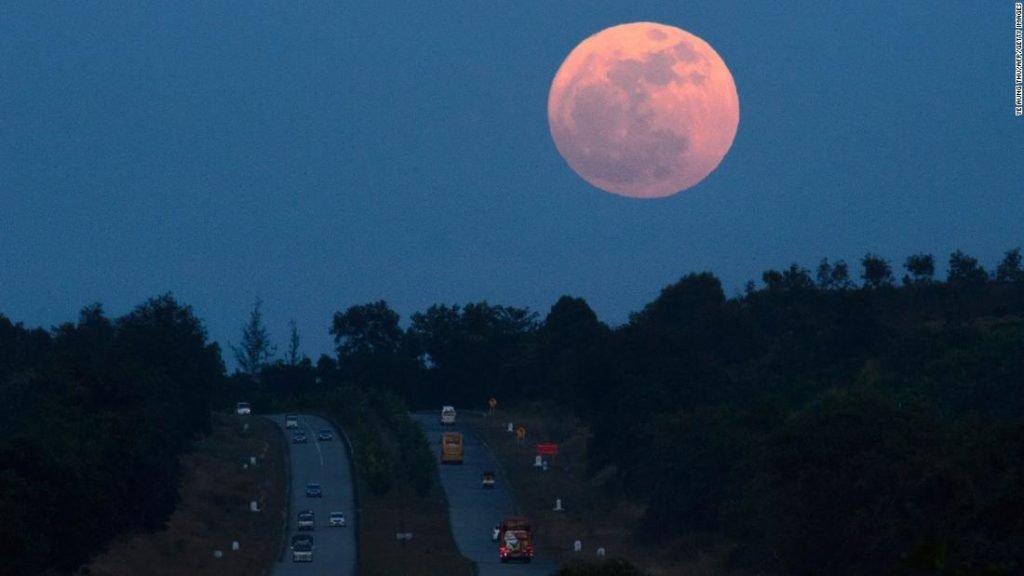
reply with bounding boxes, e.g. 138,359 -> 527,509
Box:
440,432 -> 464,464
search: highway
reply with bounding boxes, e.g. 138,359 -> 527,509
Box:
269,414 -> 356,576
413,413 -> 556,576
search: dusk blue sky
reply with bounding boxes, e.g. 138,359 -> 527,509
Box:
2,2 -> 1022,364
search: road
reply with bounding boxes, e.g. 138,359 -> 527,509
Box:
413,412 -> 556,576
269,414 -> 356,576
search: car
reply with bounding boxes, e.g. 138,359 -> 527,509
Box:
235,401 -> 251,415
481,471 -> 495,488
285,414 -> 298,428
290,534 -> 314,562
440,405 -> 456,425
292,431 -> 308,444
329,511 -> 347,527
297,509 -> 315,531
317,429 -> 333,441
305,483 -> 322,498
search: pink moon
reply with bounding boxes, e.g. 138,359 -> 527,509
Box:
548,22 -> 740,199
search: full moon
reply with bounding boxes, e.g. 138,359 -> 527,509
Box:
548,22 -> 739,199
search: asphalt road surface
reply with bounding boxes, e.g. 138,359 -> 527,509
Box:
413,412 -> 556,576
269,414 -> 356,576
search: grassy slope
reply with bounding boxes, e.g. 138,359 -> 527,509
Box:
86,413 -> 286,576
352,408 -> 475,576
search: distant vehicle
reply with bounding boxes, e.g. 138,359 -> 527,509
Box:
481,471 -> 495,488
291,534 -> 314,562
329,511 -> 347,527
440,405 -> 456,425
292,431 -> 308,444
297,509 -> 315,531
285,414 -> 299,428
440,431 -> 464,464
235,402 -> 251,415
305,483 -> 322,498
317,429 -> 333,441
497,516 -> 533,563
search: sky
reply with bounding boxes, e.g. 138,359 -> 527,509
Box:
2,1 -> 1022,365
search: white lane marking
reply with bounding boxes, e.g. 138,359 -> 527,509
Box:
305,417 -> 325,468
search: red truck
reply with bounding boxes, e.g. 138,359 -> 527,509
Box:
497,516 -> 533,563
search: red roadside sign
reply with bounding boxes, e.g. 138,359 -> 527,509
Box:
536,443 -> 559,456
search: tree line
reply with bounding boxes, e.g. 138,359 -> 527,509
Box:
0,296 -> 224,575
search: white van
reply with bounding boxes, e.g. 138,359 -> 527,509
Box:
440,405 -> 456,426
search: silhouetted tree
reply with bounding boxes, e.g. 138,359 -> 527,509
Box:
331,300 -> 403,359
903,253 -> 935,285
286,319 -> 301,366
537,296 -> 611,409
860,253 -> 894,288
995,247 -> 1023,282
409,302 -> 536,406
947,250 -> 987,287
813,259 -> 855,291
232,297 -> 275,378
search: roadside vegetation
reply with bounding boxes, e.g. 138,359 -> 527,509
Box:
86,412 -> 285,576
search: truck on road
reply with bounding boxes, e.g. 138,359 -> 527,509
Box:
497,516 -> 533,563
440,431 -> 464,464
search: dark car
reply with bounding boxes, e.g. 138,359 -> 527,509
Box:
291,534 -> 314,562
292,431 -> 308,444
305,482 -> 322,498
317,429 -> 333,441
297,509 -> 315,530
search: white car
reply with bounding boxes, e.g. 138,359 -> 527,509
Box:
235,402 -> 251,415
441,405 -> 456,425
329,511 -> 347,527
285,414 -> 298,428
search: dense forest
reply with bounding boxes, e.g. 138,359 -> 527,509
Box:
0,295 -> 224,575
4,248 -> 1024,575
